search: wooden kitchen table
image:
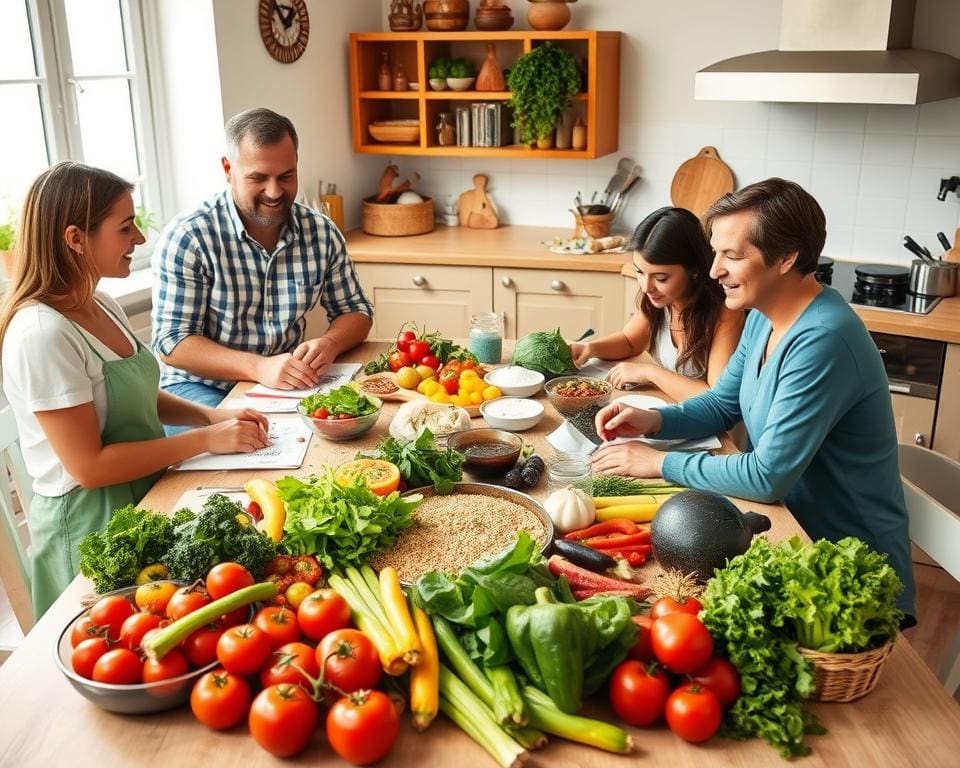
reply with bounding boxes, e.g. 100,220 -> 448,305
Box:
2,341 -> 959,767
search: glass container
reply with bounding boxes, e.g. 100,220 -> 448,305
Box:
468,312 -> 503,364
547,451 -> 593,495
436,112 -> 456,146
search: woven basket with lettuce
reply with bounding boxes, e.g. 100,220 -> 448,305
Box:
700,536 -> 903,758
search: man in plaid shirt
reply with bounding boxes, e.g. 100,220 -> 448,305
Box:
151,108 -> 373,410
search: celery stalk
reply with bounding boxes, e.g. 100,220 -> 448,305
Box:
439,698 -> 526,768
486,663 -> 527,725
522,686 -> 633,754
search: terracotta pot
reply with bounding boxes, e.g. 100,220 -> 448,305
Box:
527,0 -> 571,31
535,131 -> 554,149
424,0 -> 470,31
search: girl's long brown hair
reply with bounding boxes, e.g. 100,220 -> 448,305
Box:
0,162 -> 133,348
628,207 -> 725,377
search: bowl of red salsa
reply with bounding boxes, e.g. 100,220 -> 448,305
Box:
544,376 -> 613,417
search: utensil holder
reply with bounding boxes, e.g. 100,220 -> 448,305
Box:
573,211 -> 612,239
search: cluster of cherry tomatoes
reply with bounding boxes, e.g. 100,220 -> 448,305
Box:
388,330 -> 440,372
68,563 -> 401,765
610,595 -> 741,744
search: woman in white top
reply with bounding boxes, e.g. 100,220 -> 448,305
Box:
570,207 -> 744,402
0,162 -> 269,617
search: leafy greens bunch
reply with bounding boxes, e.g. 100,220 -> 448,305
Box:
506,41 -> 580,145
300,385 -> 378,418
511,328 -> 576,376
701,535 -> 903,758
361,428 -> 463,493
275,471 -> 422,569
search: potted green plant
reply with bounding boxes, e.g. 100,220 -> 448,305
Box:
0,210 -> 17,278
506,41 -> 580,148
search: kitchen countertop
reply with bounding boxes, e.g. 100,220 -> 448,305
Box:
346,225 -> 960,344
4,340 -> 959,766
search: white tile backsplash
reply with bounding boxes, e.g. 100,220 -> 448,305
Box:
858,165 -> 913,198
855,196 -> 908,231
862,133 -> 917,165
810,163 -> 862,198
813,131 -> 864,165
766,130 -> 815,163
817,104 -> 868,133
865,105 -> 919,135
914,135 -> 960,168
769,103 -> 818,132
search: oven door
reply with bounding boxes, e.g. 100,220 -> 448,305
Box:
870,332 -> 945,400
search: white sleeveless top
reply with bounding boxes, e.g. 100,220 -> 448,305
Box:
652,308 -> 702,378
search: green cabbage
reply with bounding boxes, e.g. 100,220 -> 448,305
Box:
511,328 -> 576,376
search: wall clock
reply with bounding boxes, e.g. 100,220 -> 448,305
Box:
258,0 -> 310,64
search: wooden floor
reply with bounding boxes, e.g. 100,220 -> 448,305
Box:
2,562 -> 958,697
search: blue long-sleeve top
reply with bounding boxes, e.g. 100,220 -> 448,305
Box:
656,287 -> 915,615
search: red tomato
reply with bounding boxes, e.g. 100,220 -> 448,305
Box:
71,637 -> 110,679
182,623 -> 225,668
420,353 -> 440,370
650,613 -> 715,674
191,668 -> 252,730
312,407 -> 330,420
297,589 -> 351,642
70,616 -> 101,648
649,596 -> 704,621
119,611 -> 164,651
316,629 -> 381,694
166,585 -> 211,621
627,615 -> 655,662
88,595 -> 136,642
246,500 -> 263,521
689,657 -> 741,710
253,606 -> 301,650
387,350 -> 411,372
396,330 -> 417,353
665,684 -> 722,743
142,648 -> 189,683
441,376 -> 459,395
407,340 -> 430,364
609,660 -> 671,726
217,624 -> 273,676
327,690 -> 399,765
206,562 -> 255,601
249,684 -> 319,758
220,606 -> 249,628
92,648 -> 143,685
261,642 -> 320,690
460,359 -> 477,371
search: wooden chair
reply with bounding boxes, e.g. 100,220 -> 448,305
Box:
0,405 -> 34,644
899,443 -> 960,695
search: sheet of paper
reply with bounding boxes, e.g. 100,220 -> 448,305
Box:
245,363 -> 362,399
575,357 -> 617,379
219,396 -> 298,414
173,487 -> 250,511
172,418 -> 313,471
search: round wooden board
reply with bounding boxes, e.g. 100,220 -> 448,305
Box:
670,146 -> 735,217
356,372 -> 484,417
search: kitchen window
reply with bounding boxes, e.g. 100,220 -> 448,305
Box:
0,0 -> 163,272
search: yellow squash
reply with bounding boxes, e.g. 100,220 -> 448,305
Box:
409,604 -> 439,731
378,566 -> 422,665
244,478 -> 285,542
594,501 -> 662,523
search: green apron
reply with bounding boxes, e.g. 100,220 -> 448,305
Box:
29,309 -> 165,617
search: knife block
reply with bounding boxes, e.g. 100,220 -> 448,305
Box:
946,227 -> 960,264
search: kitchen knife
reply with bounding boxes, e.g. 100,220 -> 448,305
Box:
937,231 -> 952,250
904,235 -> 933,261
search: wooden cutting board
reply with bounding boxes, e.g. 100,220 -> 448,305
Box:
946,227 -> 960,264
458,173 -> 499,229
670,146 -> 735,217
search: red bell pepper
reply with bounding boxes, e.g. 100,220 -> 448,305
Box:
584,532 -> 652,550
563,519 -> 640,540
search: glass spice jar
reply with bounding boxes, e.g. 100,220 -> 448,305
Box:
467,312 -> 503,364
436,112 -> 456,146
547,451 -> 593,495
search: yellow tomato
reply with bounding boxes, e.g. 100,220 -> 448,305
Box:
423,379 -> 441,397
415,364 -> 436,380
430,391 -> 451,403
396,366 -> 421,390
460,369 -> 479,380
469,391 -> 484,405
468,378 -> 487,394
482,385 -> 502,401
417,377 -> 437,395
453,393 -> 473,407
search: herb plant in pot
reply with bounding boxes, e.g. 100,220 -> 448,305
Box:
0,211 -> 18,278
506,41 -> 580,149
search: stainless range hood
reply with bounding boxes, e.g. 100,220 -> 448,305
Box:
695,0 -> 960,105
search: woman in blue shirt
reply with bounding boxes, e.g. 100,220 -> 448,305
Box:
592,178 -> 916,617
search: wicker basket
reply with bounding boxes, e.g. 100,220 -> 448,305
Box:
572,211 -> 612,239
361,196 -> 434,237
798,640 -> 894,703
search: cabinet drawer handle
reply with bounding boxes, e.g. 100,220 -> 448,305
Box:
915,433 -> 926,446
551,279 -> 566,292
501,276 -> 513,288
412,275 -> 426,287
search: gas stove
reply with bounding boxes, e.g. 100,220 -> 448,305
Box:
815,258 -> 942,315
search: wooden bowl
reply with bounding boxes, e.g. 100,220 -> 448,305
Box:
368,120 -> 420,143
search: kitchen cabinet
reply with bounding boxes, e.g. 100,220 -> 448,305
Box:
890,393 -> 938,448
349,30 -> 620,159
932,343 -> 960,461
493,267 -> 623,339
355,263 -> 492,338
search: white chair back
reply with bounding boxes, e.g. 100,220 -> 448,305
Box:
0,405 -> 34,640
899,443 -> 960,694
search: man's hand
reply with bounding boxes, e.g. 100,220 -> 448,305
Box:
607,362 -> 656,390
591,441 -> 665,478
292,336 -> 337,371
594,401 -> 662,442
255,353 -> 322,390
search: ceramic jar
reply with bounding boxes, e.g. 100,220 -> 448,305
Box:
527,0 -> 573,31
424,0 -> 470,31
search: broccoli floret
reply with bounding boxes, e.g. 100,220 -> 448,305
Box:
172,507 -> 196,527
163,538 -> 219,582
224,528 -> 277,579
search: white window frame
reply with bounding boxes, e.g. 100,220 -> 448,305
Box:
5,0 -> 166,273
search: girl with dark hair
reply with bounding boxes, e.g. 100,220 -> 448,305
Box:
0,162 -> 269,618
570,206 -> 744,402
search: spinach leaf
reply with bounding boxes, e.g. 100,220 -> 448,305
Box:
361,428 -> 463,493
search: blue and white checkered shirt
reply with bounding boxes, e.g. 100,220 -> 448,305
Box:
151,190 -> 373,393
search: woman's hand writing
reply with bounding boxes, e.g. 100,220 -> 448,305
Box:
202,418 -> 269,454
208,407 -> 269,431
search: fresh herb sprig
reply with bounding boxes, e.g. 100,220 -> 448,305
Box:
361,428 -> 464,494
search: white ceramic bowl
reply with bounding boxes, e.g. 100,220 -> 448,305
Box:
483,366 -> 545,398
446,76 -> 476,91
480,397 -> 545,432
429,78 -> 448,91
408,82 -> 420,91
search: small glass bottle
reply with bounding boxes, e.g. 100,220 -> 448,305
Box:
393,62 -> 408,91
547,451 -> 593,495
436,112 -> 456,146
378,51 -> 392,91
468,312 -> 503,365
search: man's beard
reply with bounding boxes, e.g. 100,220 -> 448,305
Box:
244,194 -> 291,227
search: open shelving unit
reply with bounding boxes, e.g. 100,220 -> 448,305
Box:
349,30 -> 620,159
